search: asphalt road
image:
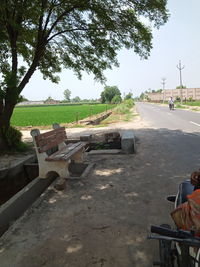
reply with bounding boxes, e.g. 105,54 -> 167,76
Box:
136,102 -> 200,133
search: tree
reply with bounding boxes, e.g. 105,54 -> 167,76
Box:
63,89 -> 71,102
101,86 -> 121,103
72,96 -> 81,103
45,96 -> 53,102
176,85 -> 187,89
111,95 -> 122,104
0,0 -> 168,152
124,92 -> 133,100
18,95 -> 29,103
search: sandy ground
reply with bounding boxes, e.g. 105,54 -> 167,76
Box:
21,114 -> 148,142
0,113 -> 181,267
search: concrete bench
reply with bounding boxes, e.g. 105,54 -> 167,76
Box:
121,130 -> 136,154
30,127 -> 86,178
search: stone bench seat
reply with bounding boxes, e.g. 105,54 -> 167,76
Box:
31,127 -> 87,179
46,142 -> 86,162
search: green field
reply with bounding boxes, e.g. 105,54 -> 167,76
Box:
11,104 -> 114,127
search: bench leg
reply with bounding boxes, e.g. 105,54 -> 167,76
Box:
71,148 -> 85,162
39,161 -> 70,179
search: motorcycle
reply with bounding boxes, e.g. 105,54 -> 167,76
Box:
169,103 -> 175,110
149,180 -> 200,267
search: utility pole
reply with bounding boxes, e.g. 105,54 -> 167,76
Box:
161,78 -> 166,104
176,60 -> 185,104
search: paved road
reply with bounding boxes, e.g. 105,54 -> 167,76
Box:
136,102 -> 200,133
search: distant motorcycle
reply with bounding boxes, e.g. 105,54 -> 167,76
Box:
169,103 -> 174,110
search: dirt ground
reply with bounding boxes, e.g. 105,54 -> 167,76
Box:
0,112 -> 184,267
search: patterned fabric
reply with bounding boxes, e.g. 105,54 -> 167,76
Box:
171,189 -> 200,235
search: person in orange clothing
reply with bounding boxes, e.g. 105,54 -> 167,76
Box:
171,170 -> 200,234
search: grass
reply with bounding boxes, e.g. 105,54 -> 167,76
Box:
184,101 -> 200,106
11,104 -> 115,127
175,104 -> 187,109
99,100 -> 136,125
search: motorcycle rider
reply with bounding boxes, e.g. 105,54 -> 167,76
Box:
168,96 -> 174,110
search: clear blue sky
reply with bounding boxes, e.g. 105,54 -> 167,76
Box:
22,0 -> 200,101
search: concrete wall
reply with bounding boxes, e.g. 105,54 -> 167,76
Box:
148,88 -> 200,102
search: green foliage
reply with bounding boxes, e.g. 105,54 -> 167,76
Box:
124,99 -> 135,108
1,126 -> 28,151
114,99 -> 134,114
71,96 -> 81,103
63,89 -> 71,102
184,101 -> 200,106
139,92 -> 149,100
111,95 -> 122,104
175,104 -> 187,109
101,86 -> 121,103
17,95 -> 29,103
176,85 -> 187,89
0,0 -> 169,88
45,96 -> 53,102
0,0 -> 169,151
2,126 -> 22,147
124,92 -> 133,100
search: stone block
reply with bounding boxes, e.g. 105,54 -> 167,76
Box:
80,134 -> 93,141
121,130 -> 136,154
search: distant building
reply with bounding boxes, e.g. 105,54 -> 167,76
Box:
44,99 -> 60,105
17,101 -> 44,106
147,88 -> 200,102
17,99 -> 61,106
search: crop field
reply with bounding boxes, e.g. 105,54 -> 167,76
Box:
11,104 -> 114,127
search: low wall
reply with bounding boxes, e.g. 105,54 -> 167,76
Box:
0,174 -> 57,237
79,111 -> 112,125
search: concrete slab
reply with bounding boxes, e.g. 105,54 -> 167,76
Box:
121,130 -> 136,154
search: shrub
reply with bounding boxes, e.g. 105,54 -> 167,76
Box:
2,126 -> 28,151
114,99 -> 134,114
111,95 -> 122,104
123,99 -> 134,108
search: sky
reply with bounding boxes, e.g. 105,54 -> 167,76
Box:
22,0 -> 200,101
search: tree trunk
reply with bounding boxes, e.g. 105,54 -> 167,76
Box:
0,101 -> 16,153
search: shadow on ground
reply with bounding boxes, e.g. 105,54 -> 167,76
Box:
0,127 -> 200,267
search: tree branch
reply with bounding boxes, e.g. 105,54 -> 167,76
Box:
45,3 -> 89,39
47,26 -> 108,42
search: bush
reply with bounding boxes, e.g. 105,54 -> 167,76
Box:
123,99 -> 134,108
111,95 -> 122,104
176,96 -> 181,102
2,126 -> 28,151
114,99 -> 134,114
